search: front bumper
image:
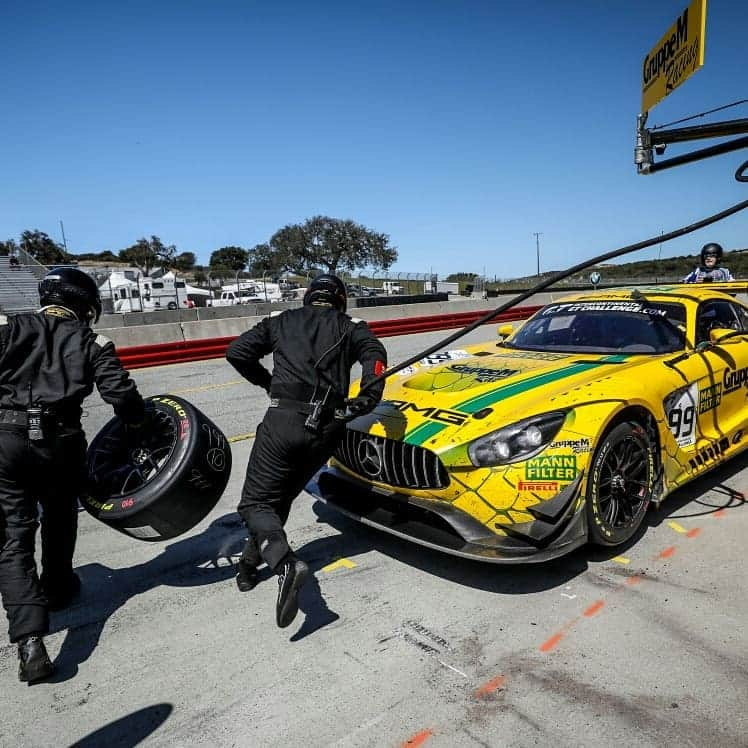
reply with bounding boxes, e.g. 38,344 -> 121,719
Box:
306,466 -> 588,564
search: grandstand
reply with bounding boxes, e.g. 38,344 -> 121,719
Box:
0,255 -> 42,313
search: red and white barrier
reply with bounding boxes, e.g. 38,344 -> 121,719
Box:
116,306 -> 541,370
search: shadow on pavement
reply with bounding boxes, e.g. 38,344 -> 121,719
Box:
69,703 -> 173,747
48,513 -> 249,683
307,500 -> 589,595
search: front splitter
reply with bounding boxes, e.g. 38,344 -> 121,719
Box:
306,467 -> 588,564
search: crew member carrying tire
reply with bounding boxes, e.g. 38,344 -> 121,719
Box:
226,274 -> 387,628
0,267 -> 148,684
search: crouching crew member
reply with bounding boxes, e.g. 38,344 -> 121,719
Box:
0,267 -> 147,684
226,274 -> 387,628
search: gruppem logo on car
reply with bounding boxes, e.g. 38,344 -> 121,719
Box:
723,365 -> 748,394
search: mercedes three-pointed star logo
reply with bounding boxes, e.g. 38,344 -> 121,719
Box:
357,438 -> 383,477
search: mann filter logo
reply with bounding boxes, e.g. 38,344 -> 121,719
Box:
525,455 -> 577,481
699,383 -> 722,413
448,364 -> 518,383
389,400 -> 469,426
641,0 -> 706,111
723,366 -> 748,394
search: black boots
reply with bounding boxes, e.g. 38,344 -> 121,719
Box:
276,557 -> 309,628
235,560 -> 258,592
18,636 -> 55,683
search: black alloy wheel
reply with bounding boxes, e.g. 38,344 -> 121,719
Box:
586,421 -> 654,547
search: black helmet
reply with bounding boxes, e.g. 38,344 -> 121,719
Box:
39,267 -> 102,323
700,242 -> 724,264
303,274 -> 347,312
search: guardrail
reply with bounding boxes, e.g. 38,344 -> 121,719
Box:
116,305 -> 542,370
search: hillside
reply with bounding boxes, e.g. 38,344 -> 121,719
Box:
494,247 -> 748,289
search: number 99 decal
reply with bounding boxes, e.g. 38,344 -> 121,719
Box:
663,383 -> 698,447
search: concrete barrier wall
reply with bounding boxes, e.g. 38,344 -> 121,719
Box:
93,291 -> 577,348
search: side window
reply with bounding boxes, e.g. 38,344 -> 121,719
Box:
696,301 -> 740,343
733,303 -> 748,332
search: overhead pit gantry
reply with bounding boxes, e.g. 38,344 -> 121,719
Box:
634,0 -> 748,177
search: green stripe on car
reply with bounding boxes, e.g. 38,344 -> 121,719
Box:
404,356 -> 628,445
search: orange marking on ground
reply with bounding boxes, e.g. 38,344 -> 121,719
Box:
658,546 -> 676,559
401,729 -> 433,747
714,509 -> 726,518
540,633 -> 564,652
686,527 -> 701,538
583,600 -> 605,617
475,675 -> 506,699
625,575 -> 643,586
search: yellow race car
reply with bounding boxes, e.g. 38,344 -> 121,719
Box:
307,284 -> 748,562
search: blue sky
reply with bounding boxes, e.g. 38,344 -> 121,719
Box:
2,0 -> 746,278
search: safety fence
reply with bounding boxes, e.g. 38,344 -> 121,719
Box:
117,305 -> 541,370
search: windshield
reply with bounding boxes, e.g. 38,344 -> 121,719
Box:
506,301 -> 686,354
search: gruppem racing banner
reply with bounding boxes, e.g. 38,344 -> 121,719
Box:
641,0 -> 707,112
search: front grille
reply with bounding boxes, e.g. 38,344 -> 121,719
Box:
334,429 -> 449,489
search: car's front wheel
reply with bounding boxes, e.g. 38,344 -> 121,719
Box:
586,421 -> 654,547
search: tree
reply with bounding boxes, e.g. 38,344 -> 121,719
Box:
118,235 -> 177,276
247,243 -> 275,276
0,239 -> 18,257
209,246 -> 248,274
192,265 -> 208,286
173,251 -> 196,272
268,216 -> 397,275
446,272 -> 479,282
19,230 -> 69,265
74,250 -> 120,263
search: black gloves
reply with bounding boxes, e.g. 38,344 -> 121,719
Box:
124,402 -> 156,445
344,395 -> 376,418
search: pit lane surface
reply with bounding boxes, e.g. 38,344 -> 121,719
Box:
1,328 -> 746,748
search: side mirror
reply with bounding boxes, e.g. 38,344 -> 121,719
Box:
709,327 -> 738,345
498,323 -> 514,339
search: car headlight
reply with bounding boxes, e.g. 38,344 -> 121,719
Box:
467,411 -> 567,467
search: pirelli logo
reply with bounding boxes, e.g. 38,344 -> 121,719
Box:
518,480 -> 559,492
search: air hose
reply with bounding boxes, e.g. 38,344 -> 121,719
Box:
363,158 -> 748,390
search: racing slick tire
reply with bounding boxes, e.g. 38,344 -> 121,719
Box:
585,421 -> 654,547
82,394 -> 232,541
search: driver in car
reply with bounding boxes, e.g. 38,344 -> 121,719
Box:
682,243 -> 734,283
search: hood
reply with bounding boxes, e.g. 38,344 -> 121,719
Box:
358,349 -> 644,451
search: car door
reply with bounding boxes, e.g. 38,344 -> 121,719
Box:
691,299 -> 748,460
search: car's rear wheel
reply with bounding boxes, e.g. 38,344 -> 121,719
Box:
586,421 -> 654,547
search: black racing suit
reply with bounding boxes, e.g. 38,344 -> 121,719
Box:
226,304 -> 387,571
0,307 -> 145,642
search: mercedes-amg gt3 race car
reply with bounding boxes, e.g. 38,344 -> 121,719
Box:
307,284 -> 748,562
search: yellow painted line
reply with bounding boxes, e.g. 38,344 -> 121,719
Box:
612,556 -> 630,565
322,558 -> 357,572
667,521 -> 688,534
169,380 -> 244,395
228,432 -> 256,443
130,357 -> 221,373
